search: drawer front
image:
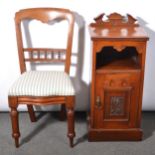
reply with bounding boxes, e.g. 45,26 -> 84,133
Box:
94,72 -> 141,129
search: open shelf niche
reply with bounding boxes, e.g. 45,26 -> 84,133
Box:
96,46 -> 141,72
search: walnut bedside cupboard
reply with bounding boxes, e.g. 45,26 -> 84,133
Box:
88,13 -> 149,141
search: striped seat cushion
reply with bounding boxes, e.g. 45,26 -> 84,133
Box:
9,71 -> 75,96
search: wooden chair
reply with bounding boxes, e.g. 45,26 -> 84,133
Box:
8,8 -> 75,147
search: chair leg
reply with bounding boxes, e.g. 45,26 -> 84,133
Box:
27,105 -> 36,122
66,97 -> 75,147
9,97 -> 20,148
59,104 -> 66,121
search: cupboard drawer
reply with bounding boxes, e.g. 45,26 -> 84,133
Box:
96,71 -> 141,89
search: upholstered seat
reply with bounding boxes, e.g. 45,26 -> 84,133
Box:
9,71 -> 75,96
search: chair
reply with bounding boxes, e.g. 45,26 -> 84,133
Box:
8,8 -> 75,147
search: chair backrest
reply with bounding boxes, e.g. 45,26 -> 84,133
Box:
15,8 -> 74,74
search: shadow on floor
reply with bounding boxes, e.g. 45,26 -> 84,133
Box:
20,112 -> 88,146
142,111 -> 155,140
20,111 -> 155,146
74,112 -> 88,146
20,112 -> 55,145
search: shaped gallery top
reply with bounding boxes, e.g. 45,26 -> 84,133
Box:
89,12 -> 149,41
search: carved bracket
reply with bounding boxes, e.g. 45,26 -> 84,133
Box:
96,44 -> 143,54
113,45 -> 126,52
90,12 -> 139,27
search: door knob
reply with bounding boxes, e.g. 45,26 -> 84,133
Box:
96,96 -> 101,107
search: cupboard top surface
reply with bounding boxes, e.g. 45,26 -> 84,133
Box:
89,27 -> 148,40
89,13 -> 149,40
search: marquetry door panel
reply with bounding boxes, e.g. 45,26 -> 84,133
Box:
94,71 -> 141,129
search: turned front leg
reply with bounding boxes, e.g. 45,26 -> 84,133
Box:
9,97 -> 20,148
66,96 -> 75,147
67,108 -> 75,147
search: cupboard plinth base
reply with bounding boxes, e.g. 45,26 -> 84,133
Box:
88,127 -> 143,141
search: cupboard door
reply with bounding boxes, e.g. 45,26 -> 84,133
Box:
94,72 -> 141,129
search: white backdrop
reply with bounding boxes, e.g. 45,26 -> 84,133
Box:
0,0 -> 155,111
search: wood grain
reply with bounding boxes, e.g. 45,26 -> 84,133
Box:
88,12 -> 149,141
9,8 -> 75,147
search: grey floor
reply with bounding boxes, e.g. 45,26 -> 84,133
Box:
0,112 -> 155,155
